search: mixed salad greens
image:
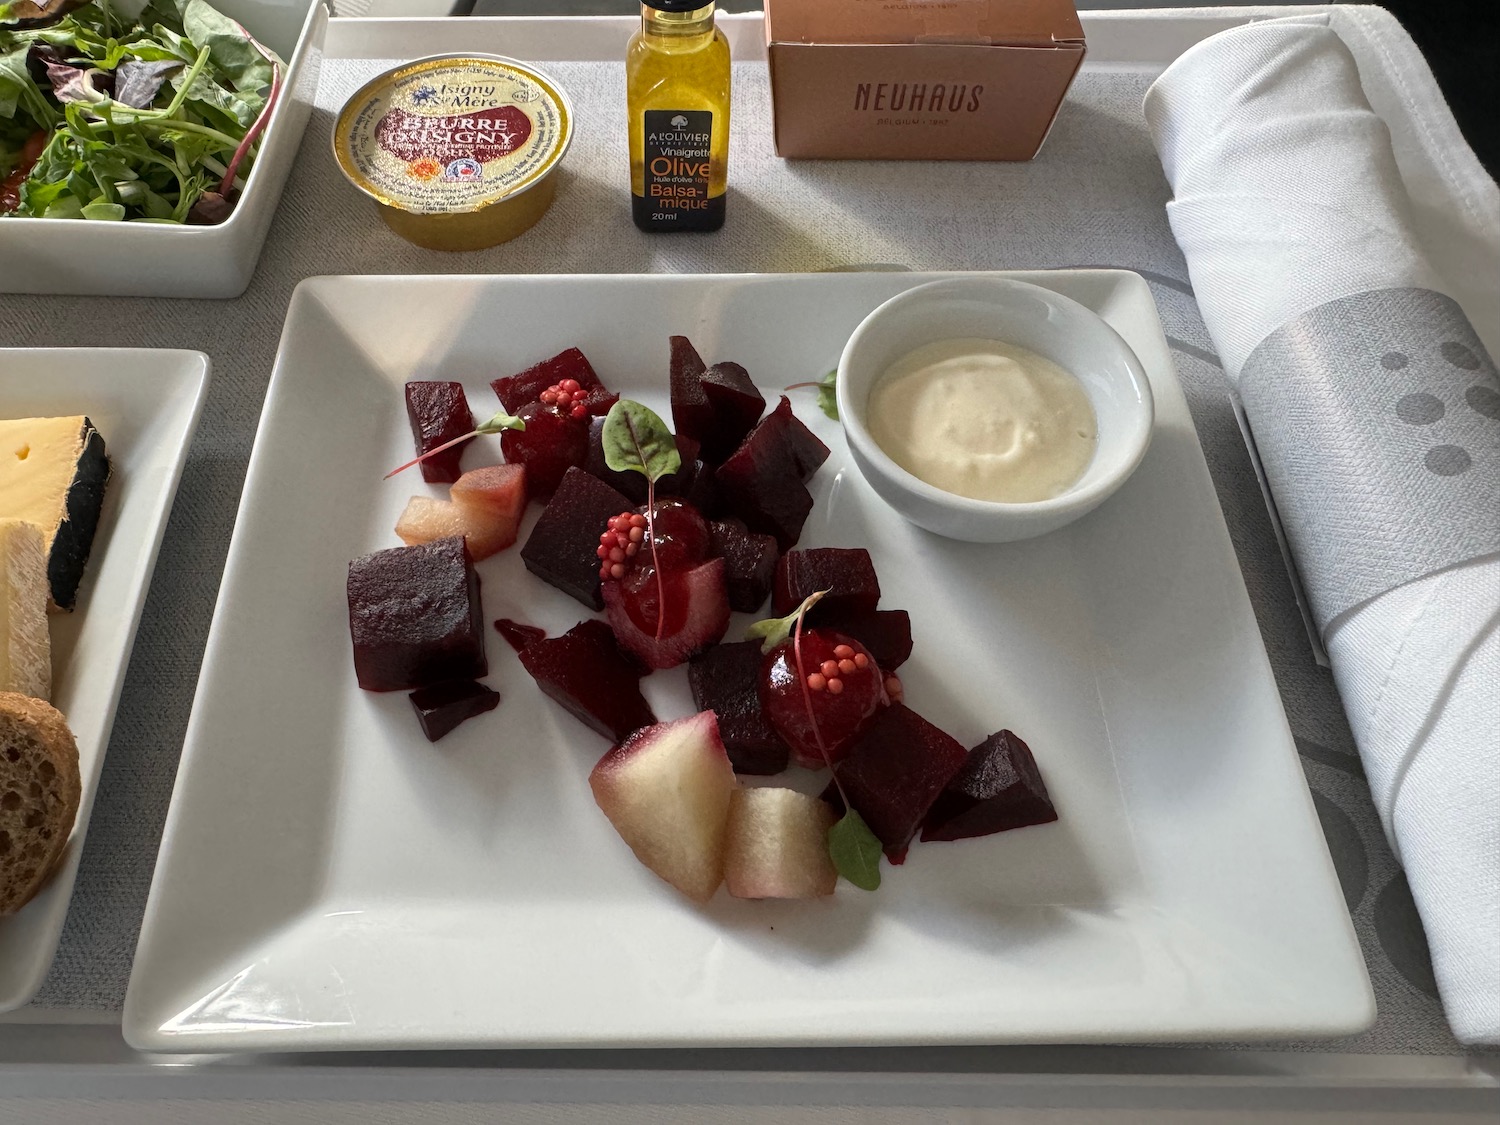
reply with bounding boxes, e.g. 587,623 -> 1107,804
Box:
0,0 -> 283,223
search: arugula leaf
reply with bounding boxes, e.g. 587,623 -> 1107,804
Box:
828,810 -> 882,891
602,400 -> 681,483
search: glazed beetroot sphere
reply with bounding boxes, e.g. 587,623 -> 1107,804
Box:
758,630 -> 885,769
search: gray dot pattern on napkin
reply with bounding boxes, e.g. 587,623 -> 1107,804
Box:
1396,392 -> 1444,425
1238,287 -> 1500,634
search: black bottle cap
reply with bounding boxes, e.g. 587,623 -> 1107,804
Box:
642,0 -> 712,11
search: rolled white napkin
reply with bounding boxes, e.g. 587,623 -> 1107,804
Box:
1145,18 -> 1500,1045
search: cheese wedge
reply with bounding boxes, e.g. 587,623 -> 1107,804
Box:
0,416 -> 110,612
0,520 -> 49,700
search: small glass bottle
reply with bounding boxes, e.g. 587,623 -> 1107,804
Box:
626,0 -> 731,233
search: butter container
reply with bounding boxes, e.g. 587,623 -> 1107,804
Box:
333,55 -> 572,251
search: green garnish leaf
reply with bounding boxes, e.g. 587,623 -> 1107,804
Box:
602,399 -> 680,483
473,410 -> 525,435
785,369 -> 839,421
815,369 -> 838,421
828,809 -> 882,891
745,589 -> 828,653
383,410 -> 523,479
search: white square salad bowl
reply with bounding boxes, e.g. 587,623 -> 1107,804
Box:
0,0 -> 326,299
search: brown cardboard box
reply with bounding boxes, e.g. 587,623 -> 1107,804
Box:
765,0 -> 1085,161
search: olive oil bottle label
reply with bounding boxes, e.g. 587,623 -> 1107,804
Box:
635,109 -> 724,231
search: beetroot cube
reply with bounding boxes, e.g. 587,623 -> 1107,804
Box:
409,679 -> 500,742
698,362 -> 767,464
921,730 -> 1058,842
521,467 -> 633,610
669,336 -> 713,442
716,429 -> 813,551
491,347 -> 603,412
583,418 -> 700,506
584,387 -> 619,416
773,548 -> 881,618
708,519 -> 778,613
688,641 -> 789,775
670,338 -> 769,466
833,703 -> 968,858
764,395 -> 830,481
348,537 -> 487,692
494,618 -> 546,653
811,607 -> 912,671
405,381 -> 474,484
519,619 -> 655,741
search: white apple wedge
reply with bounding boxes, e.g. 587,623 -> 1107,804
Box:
724,788 -> 838,900
588,711 -> 738,902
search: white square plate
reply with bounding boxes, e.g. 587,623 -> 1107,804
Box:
123,272 -> 1373,1051
0,348 -> 209,1011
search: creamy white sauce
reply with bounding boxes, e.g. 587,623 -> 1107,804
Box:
867,338 -> 1097,503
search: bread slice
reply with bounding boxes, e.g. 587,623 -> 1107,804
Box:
0,693 -> 80,915
0,519 -> 50,700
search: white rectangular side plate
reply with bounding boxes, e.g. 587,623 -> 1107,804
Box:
123,272 -> 1373,1051
0,349 -> 209,1011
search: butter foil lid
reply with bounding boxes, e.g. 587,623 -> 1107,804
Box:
334,56 -> 571,215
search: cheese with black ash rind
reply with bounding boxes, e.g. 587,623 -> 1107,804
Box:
0,416 -> 111,612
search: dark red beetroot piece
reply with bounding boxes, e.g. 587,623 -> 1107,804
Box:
501,399 -> 591,499
833,703 -> 968,859
688,641 -> 790,775
518,619 -> 655,741
584,419 -> 702,506
708,518 -> 778,613
491,347 -> 603,413
773,548 -> 881,619
766,395 -> 831,480
668,338 -> 769,464
521,467 -> 635,610
811,607 -> 912,671
759,631 -> 885,769
716,440 -> 812,551
603,557 -> 731,670
348,536 -> 487,692
715,396 -> 829,550
495,618 -> 546,653
921,730 -> 1058,841
699,362 -> 767,463
404,381 -> 475,484
668,336 -> 713,443
583,387 -> 619,416
409,680 -> 501,742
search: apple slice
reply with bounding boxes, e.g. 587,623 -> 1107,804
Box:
724,788 -> 837,900
451,464 -> 527,557
588,711 -> 738,902
396,465 -> 528,561
395,495 -> 468,548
